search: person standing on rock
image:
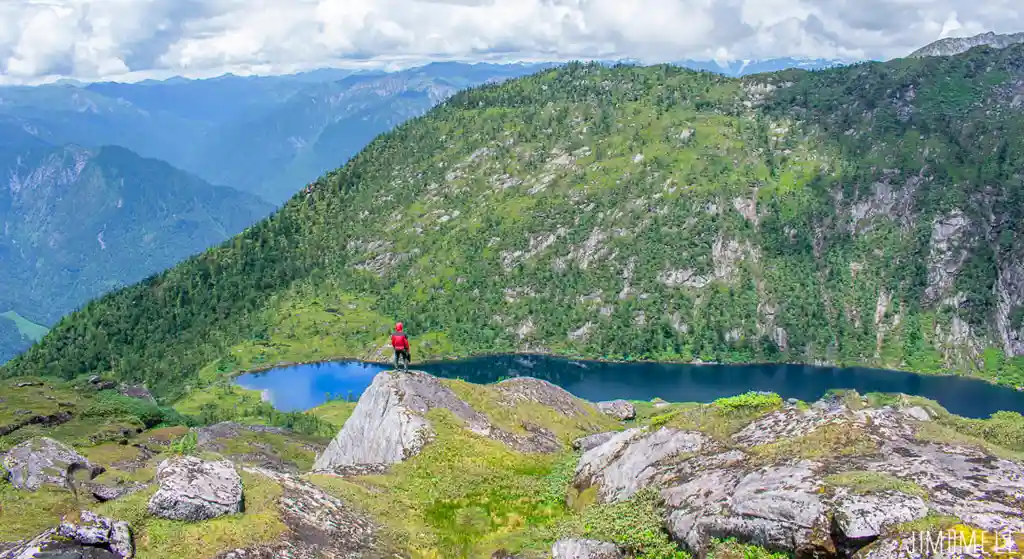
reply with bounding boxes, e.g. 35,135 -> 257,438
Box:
391,322 -> 411,371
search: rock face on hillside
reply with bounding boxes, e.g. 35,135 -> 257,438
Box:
1,437 -> 104,491
313,371 -> 595,472
148,456 -> 243,521
571,400 -> 1024,557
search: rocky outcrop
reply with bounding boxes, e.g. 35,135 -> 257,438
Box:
571,400 -> 1024,557
118,384 -> 156,403
573,432 -> 618,453
85,480 -> 149,502
0,410 -> 73,438
1,512 -> 133,559
551,539 -> 623,558
148,457 -> 243,521
1,437 -> 103,491
314,371 -> 587,472
596,400 -> 635,421
223,467 -> 393,558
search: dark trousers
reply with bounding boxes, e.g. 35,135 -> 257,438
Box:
394,348 -> 410,367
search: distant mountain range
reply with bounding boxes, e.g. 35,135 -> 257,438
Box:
910,31 -> 1024,58
0,139 -> 271,362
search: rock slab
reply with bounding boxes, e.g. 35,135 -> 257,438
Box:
551,539 -> 623,559
1,437 -> 104,491
1,512 -> 133,559
147,456 -> 243,521
596,400 -> 636,420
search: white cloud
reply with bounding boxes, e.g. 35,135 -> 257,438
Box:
0,0 -> 1022,83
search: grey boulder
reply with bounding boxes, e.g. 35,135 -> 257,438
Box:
572,432 -> 618,453
313,371 -> 576,472
58,511 -> 134,558
147,456 -> 243,521
834,492 -> 929,543
551,539 -> 623,559
596,400 -> 636,420
1,437 -> 104,491
2,512 -> 133,559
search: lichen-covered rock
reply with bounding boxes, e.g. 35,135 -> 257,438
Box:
312,371 -> 458,471
148,457 -> 243,521
572,432 -> 617,453
57,511 -> 134,558
551,539 -> 623,558
1,437 -> 104,491
572,396 -> 1024,558
85,481 -> 149,502
2,512 -> 134,559
596,400 -> 635,420
118,384 -> 156,404
495,377 -> 592,417
834,492 -> 929,543
314,371 -> 577,472
215,467 -> 394,559
574,428 -> 713,502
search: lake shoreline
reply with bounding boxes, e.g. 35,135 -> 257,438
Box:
230,349 -> 1013,388
233,353 -> 1024,419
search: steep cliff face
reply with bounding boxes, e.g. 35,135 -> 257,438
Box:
6,47 -> 1024,392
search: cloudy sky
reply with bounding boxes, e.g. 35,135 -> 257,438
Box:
0,0 -> 1021,84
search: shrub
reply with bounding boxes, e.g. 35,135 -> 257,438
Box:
169,431 -> 198,456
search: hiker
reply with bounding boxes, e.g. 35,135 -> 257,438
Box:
391,322 -> 411,370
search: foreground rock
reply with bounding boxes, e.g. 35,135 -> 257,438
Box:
1,512 -> 133,559
572,400 -> 1024,557
314,371 -> 597,472
551,539 -> 623,559
573,432 -> 618,453
596,400 -> 635,421
1,437 -> 104,491
148,456 -> 243,521
215,466 -> 397,559
85,480 -> 149,502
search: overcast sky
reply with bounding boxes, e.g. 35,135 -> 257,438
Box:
0,0 -> 1021,84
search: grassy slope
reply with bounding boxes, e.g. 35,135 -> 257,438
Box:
5,48 -> 1024,400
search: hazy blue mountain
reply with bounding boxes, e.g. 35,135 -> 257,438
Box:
0,141 -> 272,362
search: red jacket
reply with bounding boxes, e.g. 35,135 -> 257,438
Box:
391,332 -> 409,350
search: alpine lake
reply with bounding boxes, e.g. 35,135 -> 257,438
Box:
234,354 -> 1024,419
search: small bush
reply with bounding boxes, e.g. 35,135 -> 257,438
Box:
83,393 -> 192,429
713,392 -> 783,412
169,431 -> 198,455
569,488 -> 690,559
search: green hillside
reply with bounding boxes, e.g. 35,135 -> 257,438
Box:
5,46 -> 1024,396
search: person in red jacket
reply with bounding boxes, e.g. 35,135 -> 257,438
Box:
391,322 -> 411,370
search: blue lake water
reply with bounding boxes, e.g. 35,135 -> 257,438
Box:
234,355 -> 1024,419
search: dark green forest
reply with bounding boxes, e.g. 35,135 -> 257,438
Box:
5,46 -> 1024,397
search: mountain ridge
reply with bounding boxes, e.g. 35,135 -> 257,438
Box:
5,46 -> 1024,395
910,31 -> 1024,58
